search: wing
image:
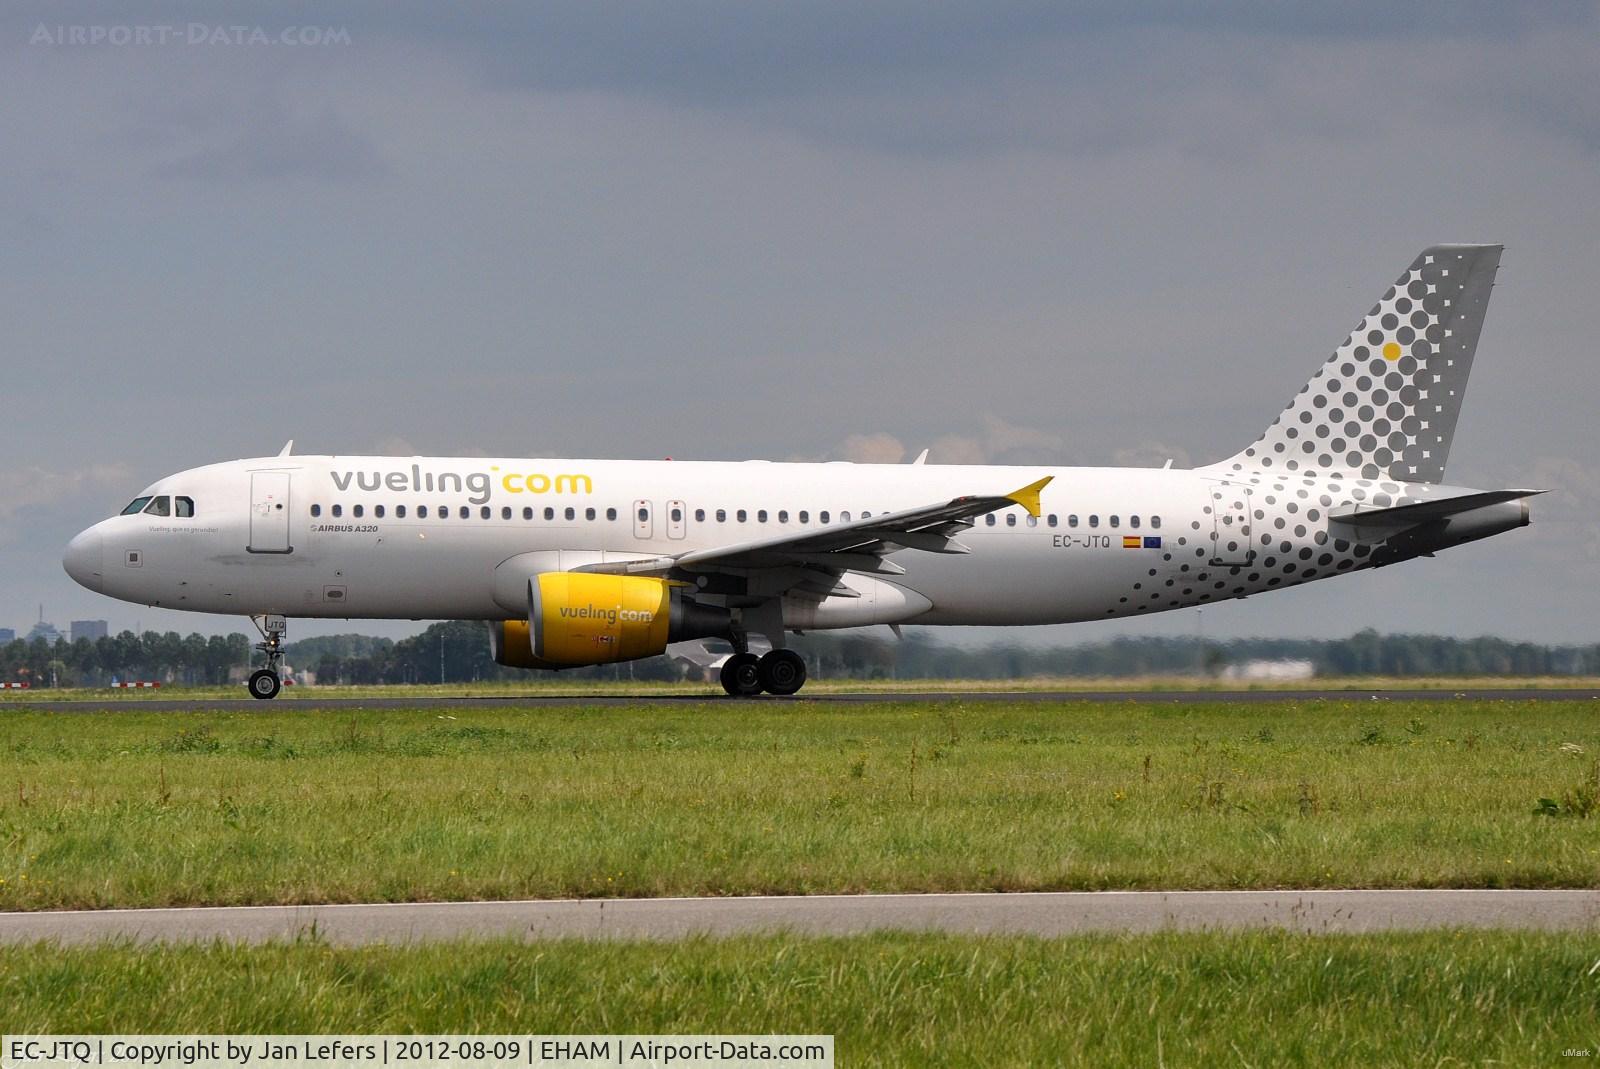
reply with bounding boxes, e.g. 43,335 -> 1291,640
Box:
577,476 -> 1053,579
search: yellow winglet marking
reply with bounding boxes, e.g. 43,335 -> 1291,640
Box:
1005,475 -> 1053,518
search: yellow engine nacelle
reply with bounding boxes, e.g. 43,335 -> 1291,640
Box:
490,572 -> 729,669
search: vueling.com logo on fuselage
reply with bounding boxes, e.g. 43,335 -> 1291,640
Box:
330,465 -> 592,505
558,604 -> 656,626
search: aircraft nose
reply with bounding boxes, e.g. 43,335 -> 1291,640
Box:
63,527 -> 104,593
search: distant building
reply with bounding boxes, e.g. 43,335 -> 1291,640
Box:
25,621 -> 64,645
70,620 -> 109,643
0,628 -> 14,644
1221,659 -> 1316,682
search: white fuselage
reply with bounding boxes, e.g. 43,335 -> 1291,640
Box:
64,453 -> 1499,630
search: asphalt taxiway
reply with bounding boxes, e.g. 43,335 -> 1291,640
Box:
2,891 -> 1597,945
6,688 -> 1597,713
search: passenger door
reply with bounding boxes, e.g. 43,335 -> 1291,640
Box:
666,499 -> 687,540
633,499 -> 653,540
248,471 -> 293,554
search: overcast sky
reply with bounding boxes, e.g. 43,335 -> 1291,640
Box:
3,2 -> 1598,645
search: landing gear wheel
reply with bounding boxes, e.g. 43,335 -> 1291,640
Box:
720,653 -> 763,697
758,649 -> 807,696
248,614 -> 288,700
248,669 -> 281,700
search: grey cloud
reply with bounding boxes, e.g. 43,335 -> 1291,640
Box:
834,433 -> 908,464
151,103 -> 386,183
1112,442 -> 1193,470
356,3 -> 1600,157
0,464 -> 132,545
818,418 -> 1068,467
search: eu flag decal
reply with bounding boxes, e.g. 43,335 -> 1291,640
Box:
1143,536 -> 1162,549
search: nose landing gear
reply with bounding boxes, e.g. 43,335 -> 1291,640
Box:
248,614 -> 288,700
247,669 -> 281,700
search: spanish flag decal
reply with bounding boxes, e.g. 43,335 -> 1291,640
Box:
1122,536 -> 1141,549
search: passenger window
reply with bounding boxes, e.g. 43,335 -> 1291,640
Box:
716,509 -> 727,522
737,509 -> 747,523
121,497 -> 153,515
501,507 -> 511,520
311,504 -> 322,518
1110,515 -> 1119,528
480,506 -> 491,519
544,507 -> 555,521
396,505 -> 407,518
820,511 -> 830,524
671,506 -> 683,522
461,506 -> 471,519
175,497 -> 194,518
375,505 -> 385,518
331,504 -> 343,519
418,506 -> 428,518
1026,515 -> 1037,527
606,507 -> 617,521
758,510 -> 768,523
1069,515 -> 1079,528
1005,514 -> 1016,527
586,507 -> 596,521
353,504 -> 364,518
985,514 -> 996,526
438,505 -> 448,519
1089,515 -> 1099,528
1130,515 -> 1140,529
567,507 -> 577,521
1151,516 -> 1161,529
144,496 -> 171,517
840,511 -> 851,522
1047,514 -> 1057,528
799,510 -> 809,523
522,507 -> 533,520
777,510 -> 788,523
694,508 -> 705,522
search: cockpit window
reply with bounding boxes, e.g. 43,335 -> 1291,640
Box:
121,497 -> 153,516
143,496 -> 171,517
175,497 -> 194,518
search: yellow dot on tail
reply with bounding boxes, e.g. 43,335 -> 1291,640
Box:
1382,341 -> 1402,361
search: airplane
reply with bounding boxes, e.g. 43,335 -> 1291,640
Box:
64,244 -> 1539,699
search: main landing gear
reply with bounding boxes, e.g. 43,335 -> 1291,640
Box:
248,614 -> 287,700
720,648 -> 807,697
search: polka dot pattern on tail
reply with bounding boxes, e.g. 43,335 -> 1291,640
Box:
1216,245 -> 1502,485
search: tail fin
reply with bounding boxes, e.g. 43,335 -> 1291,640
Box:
1215,244 -> 1502,483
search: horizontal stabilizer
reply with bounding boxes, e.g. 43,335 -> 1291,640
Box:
1330,488 -> 1544,528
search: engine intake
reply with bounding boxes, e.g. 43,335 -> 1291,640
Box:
491,572 -> 730,669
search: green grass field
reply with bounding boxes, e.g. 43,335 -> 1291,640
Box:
4,931 -> 1598,1066
2,698 -> 1597,908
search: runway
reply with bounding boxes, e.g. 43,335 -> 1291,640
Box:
2,890 -> 1598,945
9,688 -> 1598,713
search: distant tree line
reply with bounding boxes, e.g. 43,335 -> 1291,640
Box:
0,632 -> 253,687
829,629 -> 1600,680
4,624 -> 1597,687
264,624 -> 1600,684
